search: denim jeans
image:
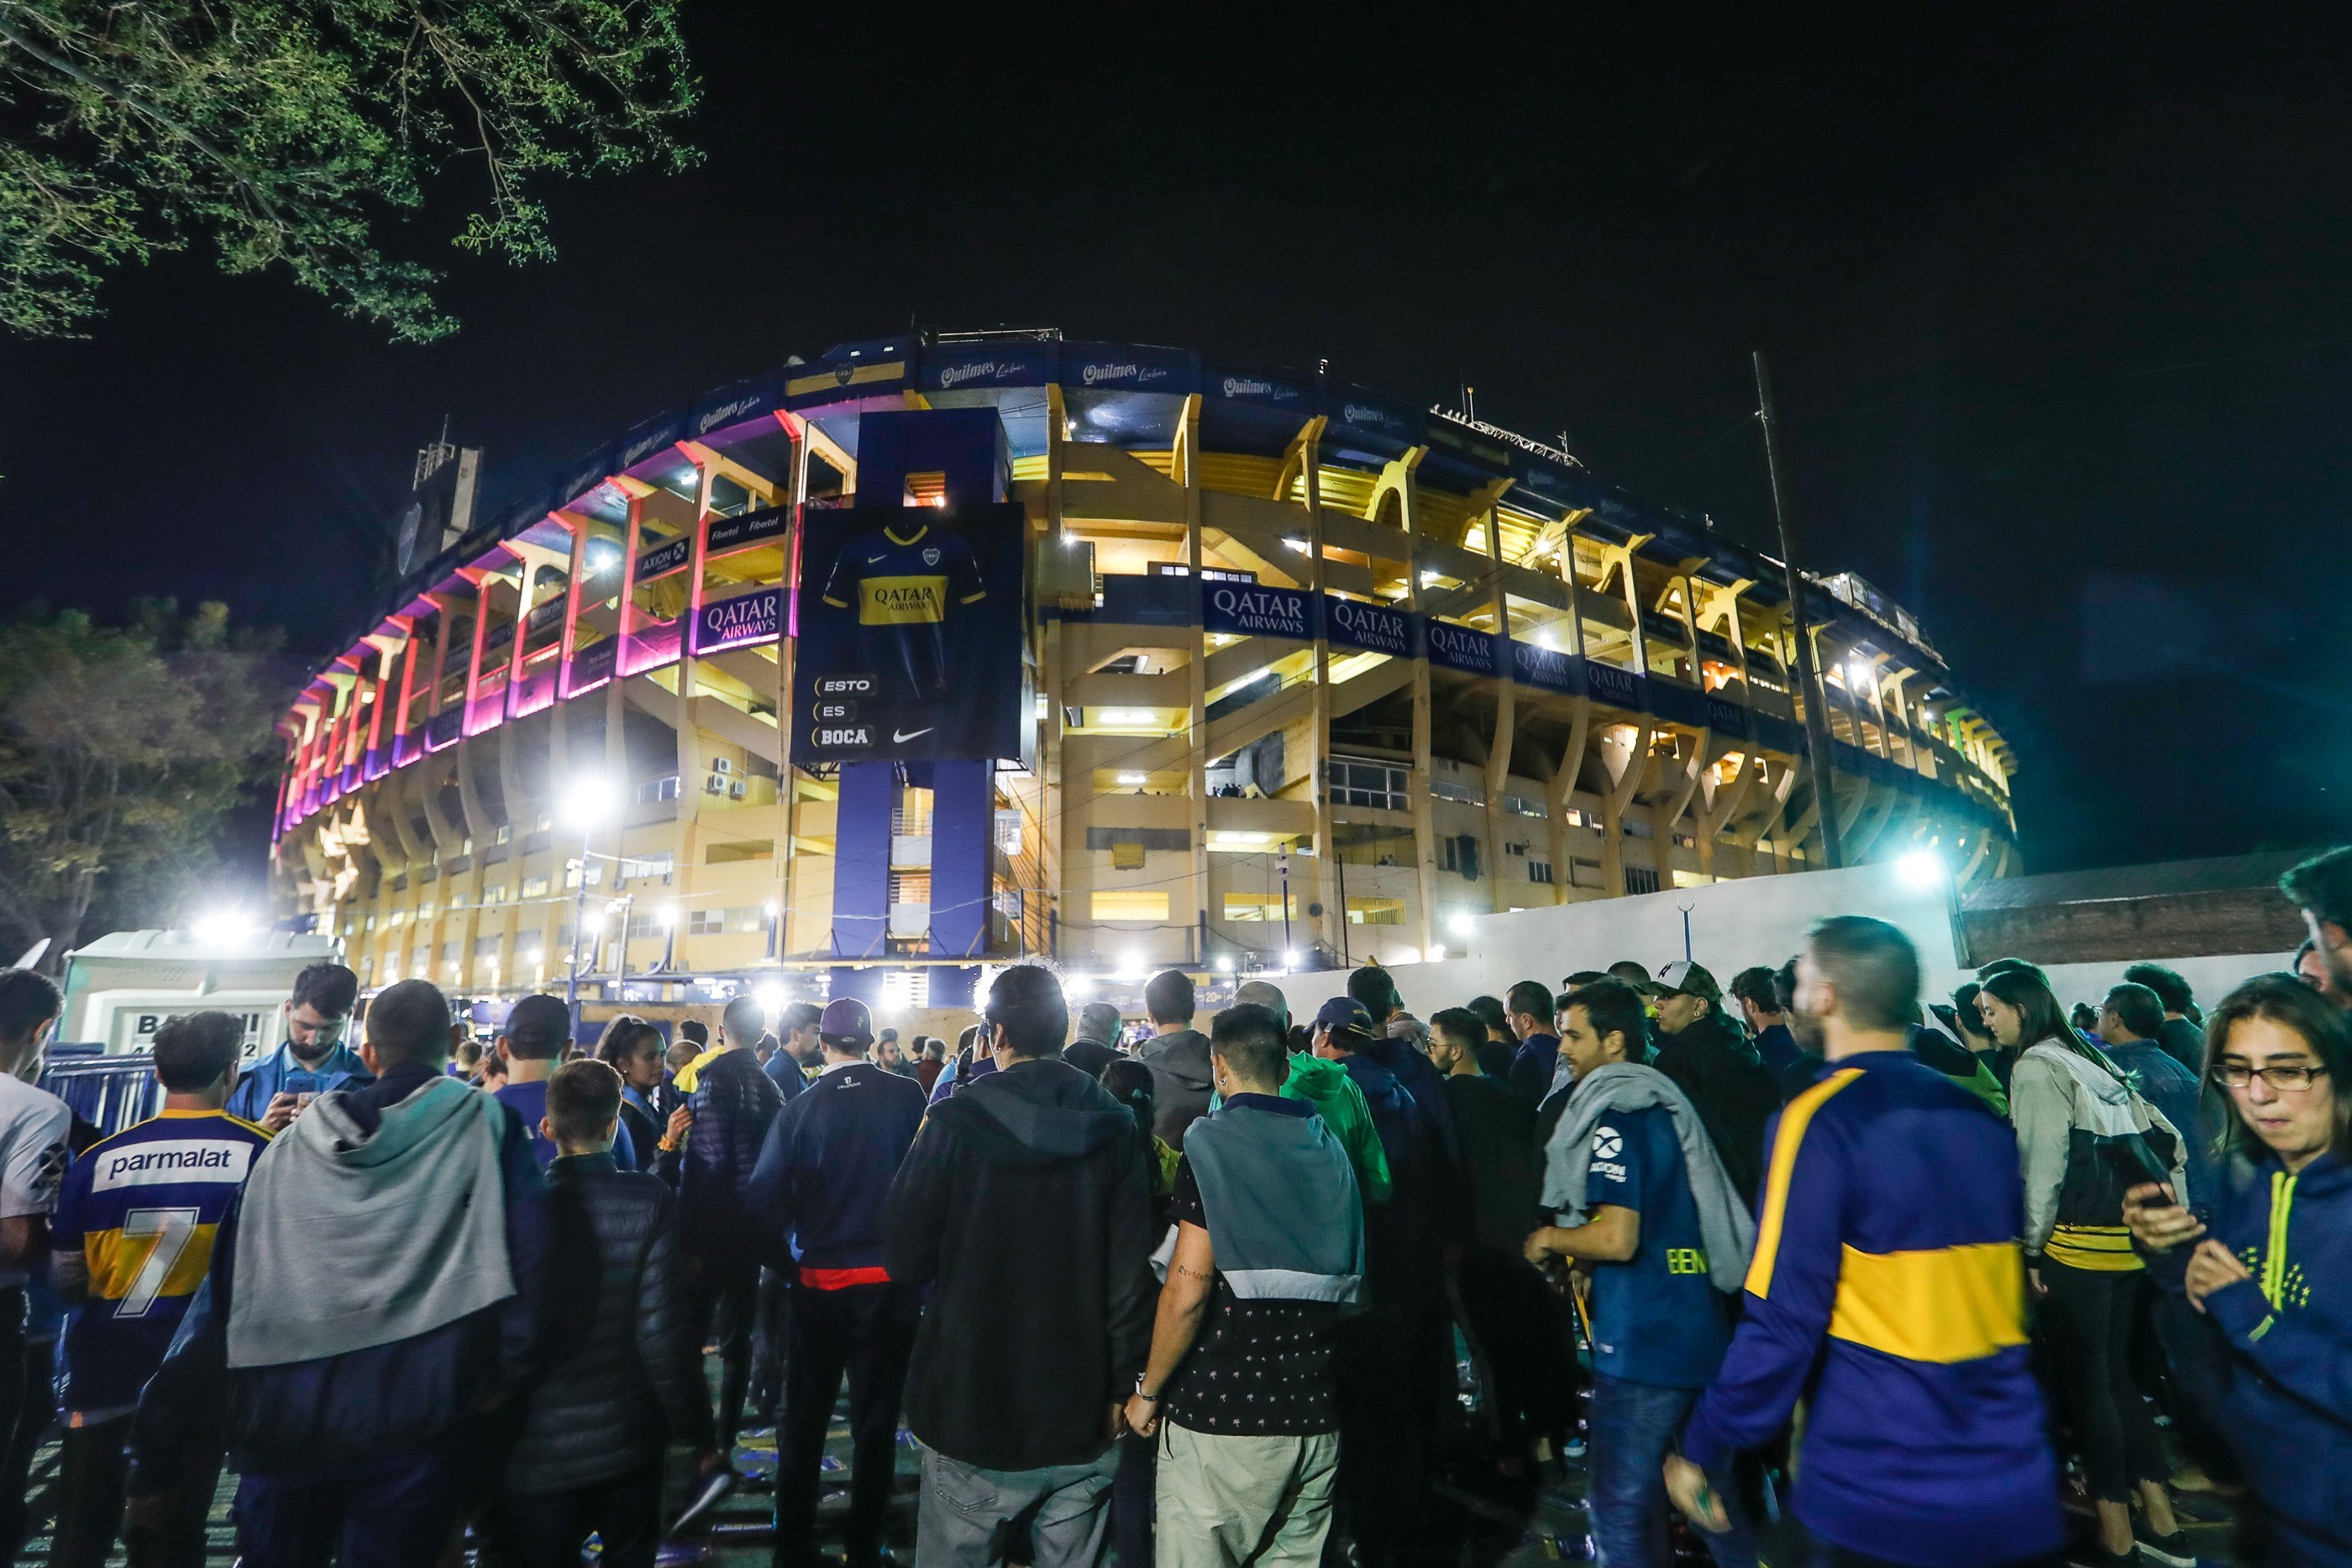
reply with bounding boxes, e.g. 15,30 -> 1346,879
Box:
1588,1374 -> 1756,1568
916,1445 -> 1121,1568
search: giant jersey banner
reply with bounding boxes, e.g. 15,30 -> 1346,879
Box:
792,502 -> 1028,764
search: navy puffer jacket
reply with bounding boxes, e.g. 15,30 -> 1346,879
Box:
680,1046 -> 784,1261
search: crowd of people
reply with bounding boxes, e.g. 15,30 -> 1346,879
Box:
0,846 -> 2345,1566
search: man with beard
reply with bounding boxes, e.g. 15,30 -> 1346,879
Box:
225,963 -> 370,1132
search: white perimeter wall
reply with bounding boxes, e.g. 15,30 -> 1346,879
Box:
1263,863 -> 2297,1025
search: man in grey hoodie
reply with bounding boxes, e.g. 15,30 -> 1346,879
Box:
1138,970 -> 1214,1149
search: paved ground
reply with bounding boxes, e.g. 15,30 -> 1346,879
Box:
8,1349 -> 2248,1565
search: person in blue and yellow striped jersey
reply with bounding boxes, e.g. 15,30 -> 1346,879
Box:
1666,916 -> 2065,1568
50,1009 -> 269,1568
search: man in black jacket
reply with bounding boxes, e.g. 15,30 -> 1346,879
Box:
491,1060 -> 717,1568
1137,969 -> 1213,1147
1641,961 -> 1775,1205
885,965 -> 1154,1568
750,998 -> 927,1568
681,991 -> 785,1455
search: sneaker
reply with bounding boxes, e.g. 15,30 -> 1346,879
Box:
2066,1548 -> 2134,1568
2134,1524 -> 2196,1568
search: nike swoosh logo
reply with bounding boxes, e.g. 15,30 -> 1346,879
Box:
893,727 -> 934,742
866,554 -> 886,563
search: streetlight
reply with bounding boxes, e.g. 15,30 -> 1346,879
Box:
560,778 -> 616,1021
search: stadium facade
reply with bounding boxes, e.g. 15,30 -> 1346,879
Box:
272,332 -> 2019,1010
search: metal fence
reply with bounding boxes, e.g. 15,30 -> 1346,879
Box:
38,1049 -> 161,1137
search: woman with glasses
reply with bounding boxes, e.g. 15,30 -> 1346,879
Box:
2124,974 -> 2352,1566
1980,967 -> 2189,1567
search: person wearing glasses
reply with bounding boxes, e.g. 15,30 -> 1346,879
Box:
224,962 -> 370,1132
2125,974 -> 2352,1567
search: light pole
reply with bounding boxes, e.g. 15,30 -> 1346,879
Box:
560,778 -> 616,1028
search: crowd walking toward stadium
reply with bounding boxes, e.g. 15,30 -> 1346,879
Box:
0,848 -> 2348,1567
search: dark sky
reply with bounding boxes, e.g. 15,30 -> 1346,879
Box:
5,8 -> 2348,876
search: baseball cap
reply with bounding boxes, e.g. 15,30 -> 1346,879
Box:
1642,961 -> 1722,1003
818,998 -> 874,1049
503,994 -> 570,1047
1314,997 -> 1374,1036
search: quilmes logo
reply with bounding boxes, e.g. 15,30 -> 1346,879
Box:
1210,585 -> 1310,637
938,359 -> 1019,390
696,393 -> 766,435
1341,403 -> 1396,429
620,425 -> 679,468
1221,375 -> 1276,398
1080,361 -> 1171,387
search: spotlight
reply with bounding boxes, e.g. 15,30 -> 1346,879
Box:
1896,850 -> 1945,888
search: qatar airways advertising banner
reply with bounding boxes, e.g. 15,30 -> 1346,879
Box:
790,502 -> 1028,765
692,588 -> 783,656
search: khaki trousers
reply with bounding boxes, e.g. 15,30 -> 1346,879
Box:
1152,1422 -> 1339,1568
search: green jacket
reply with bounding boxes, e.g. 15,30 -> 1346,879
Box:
1283,1051 -> 1392,1204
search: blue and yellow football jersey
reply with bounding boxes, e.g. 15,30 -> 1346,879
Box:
817,520 -> 986,699
50,1109 -> 270,1418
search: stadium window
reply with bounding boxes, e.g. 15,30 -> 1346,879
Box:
522,875 -> 550,899
1345,898 -> 1405,926
637,775 -> 681,804
1528,861 -> 1555,884
1090,889 -> 1170,924
1624,867 -> 1662,895
1222,893 -> 1295,923
687,909 -> 724,936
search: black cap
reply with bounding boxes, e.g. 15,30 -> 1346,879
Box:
504,994 -> 570,1047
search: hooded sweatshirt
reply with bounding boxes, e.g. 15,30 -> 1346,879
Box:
1283,1052 -> 1391,1204
1139,1027 -> 1215,1147
2011,1040 -> 2185,1270
884,1057 -> 1155,1470
2148,1148 -> 2352,1564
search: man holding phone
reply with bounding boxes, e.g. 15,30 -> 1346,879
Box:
224,963 -> 371,1133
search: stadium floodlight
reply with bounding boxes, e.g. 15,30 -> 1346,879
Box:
1283,537 -> 1308,552
1066,973 -> 1097,997
659,904 -> 680,927
192,908 -> 252,948
1283,949 -> 1301,970
1213,955 -> 1234,973
1448,911 -> 1475,936
1897,849 -> 1945,888
560,776 -> 616,829
753,983 -> 787,1019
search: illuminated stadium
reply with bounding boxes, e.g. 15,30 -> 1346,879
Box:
270,329 -> 2019,1011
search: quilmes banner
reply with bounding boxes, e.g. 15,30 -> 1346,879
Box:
792,502 -> 1028,765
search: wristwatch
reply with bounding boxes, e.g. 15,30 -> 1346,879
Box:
1131,1375 -> 1159,1402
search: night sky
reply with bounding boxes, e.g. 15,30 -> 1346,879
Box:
5,9 -> 2347,878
